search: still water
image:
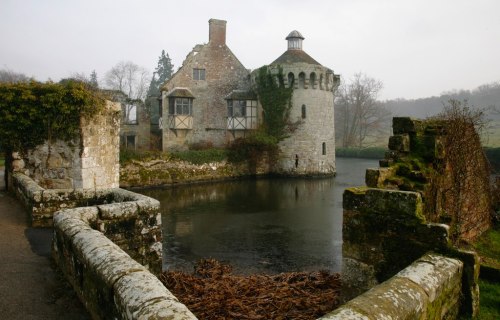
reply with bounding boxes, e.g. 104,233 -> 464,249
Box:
138,157 -> 378,274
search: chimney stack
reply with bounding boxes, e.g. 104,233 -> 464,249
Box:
209,19 -> 226,45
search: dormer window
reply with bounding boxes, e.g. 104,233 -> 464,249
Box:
193,68 -> 206,80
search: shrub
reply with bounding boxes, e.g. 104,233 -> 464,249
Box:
227,131 -> 278,163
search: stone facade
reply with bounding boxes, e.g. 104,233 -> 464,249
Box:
12,101 -> 120,190
160,19 -> 339,176
161,19 -> 252,150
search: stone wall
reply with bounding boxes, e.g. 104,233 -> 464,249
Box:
321,253 -> 463,319
368,117 -> 491,242
52,196 -> 196,319
12,100 -> 120,190
120,157 -> 272,188
12,172 -> 163,273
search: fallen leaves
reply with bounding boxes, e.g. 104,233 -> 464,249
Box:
159,259 -> 341,320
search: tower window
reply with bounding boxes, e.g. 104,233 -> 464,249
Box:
287,72 -> 295,88
301,105 -> 306,119
310,72 -> 316,89
193,68 -> 206,80
299,72 -> 305,89
322,142 -> 326,155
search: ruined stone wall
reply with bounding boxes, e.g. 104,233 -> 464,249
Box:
161,20 -> 251,150
120,101 -> 151,151
14,101 -> 120,190
339,117 -> 485,317
368,117 -> 491,242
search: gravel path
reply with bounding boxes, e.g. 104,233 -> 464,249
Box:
0,168 -> 90,319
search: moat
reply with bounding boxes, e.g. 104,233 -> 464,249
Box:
138,157 -> 378,274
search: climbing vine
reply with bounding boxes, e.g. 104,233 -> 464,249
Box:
0,80 -> 106,154
254,66 -> 294,141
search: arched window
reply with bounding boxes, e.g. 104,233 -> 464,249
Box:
310,72 -> 316,89
298,72 -> 305,89
287,72 -> 295,88
322,142 -> 326,155
319,74 -> 324,90
301,105 -> 306,119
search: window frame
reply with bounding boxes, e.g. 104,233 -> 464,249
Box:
193,68 -> 206,81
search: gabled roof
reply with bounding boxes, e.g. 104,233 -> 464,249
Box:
270,50 -> 321,66
166,87 -> 195,98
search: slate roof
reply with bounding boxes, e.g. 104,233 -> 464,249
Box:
166,87 -> 195,98
270,50 -> 322,66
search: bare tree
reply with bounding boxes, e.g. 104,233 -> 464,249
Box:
335,73 -> 391,147
105,61 -> 150,101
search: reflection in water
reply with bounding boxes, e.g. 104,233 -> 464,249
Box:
138,158 -> 377,274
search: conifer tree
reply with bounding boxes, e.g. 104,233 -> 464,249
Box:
147,50 -> 174,97
89,70 -> 98,88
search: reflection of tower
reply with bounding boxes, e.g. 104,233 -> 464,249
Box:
259,31 -> 340,176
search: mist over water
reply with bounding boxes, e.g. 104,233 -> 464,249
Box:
139,157 -> 378,274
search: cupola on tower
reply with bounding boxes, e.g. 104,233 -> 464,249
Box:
255,30 -> 340,176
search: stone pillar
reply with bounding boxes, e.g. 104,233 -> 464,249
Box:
18,101 -> 121,190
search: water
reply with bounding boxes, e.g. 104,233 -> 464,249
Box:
138,157 -> 378,274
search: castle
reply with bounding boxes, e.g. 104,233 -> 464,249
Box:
159,19 -> 340,176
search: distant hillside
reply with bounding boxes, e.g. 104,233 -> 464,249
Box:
383,81 -> 500,119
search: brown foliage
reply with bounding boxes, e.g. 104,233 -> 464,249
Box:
159,259 -> 341,320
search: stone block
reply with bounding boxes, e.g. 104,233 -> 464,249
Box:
365,167 -> 395,188
396,253 -> 462,301
98,202 -> 139,220
343,277 -> 428,319
393,117 -> 423,134
388,134 -> 410,152
114,270 -> 195,320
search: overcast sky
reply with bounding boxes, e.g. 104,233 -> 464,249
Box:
1,0 -> 499,100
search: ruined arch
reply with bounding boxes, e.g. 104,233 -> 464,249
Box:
287,72 -> 295,88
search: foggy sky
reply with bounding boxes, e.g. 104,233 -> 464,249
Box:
1,0 -> 499,100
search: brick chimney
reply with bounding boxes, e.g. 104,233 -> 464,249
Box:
209,19 -> 226,45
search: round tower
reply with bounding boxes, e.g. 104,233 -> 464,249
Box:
259,31 -> 340,176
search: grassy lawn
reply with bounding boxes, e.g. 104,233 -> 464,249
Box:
472,226 -> 500,319
477,279 -> 500,319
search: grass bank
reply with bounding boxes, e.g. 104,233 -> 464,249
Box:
119,148 -> 228,165
472,226 -> 500,319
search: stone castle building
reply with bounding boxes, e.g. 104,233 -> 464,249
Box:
160,19 -> 340,175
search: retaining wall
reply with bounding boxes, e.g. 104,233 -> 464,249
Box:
12,172 -> 163,274
52,206 -> 195,319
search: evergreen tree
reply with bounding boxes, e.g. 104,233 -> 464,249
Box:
147,50 -> 174,97
89,70 -> 98,88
